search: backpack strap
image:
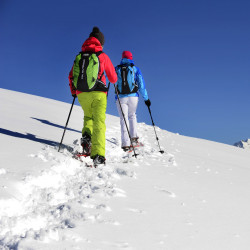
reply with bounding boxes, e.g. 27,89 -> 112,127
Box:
96,51 -> 105,82
83,51 -> 103,55
95,51 -> 103,57
94,51 -> 109,92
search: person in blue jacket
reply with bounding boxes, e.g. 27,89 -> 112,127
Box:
115,51 -> 151,151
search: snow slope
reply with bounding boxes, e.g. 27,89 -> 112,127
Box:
1,88 -> 250,250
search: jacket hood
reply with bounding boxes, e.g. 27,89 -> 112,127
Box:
120,58 -> 134,65
81,37 -> 103,52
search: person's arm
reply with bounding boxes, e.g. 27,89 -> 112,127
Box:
136,67 -> 149,101
104,54 -> 117,84
68,66 -> 76,97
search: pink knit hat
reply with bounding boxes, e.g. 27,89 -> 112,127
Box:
122,51 -> 133,60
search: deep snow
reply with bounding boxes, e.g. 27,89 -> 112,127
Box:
0,88 -> 250,250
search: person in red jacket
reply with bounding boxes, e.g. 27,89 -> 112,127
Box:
68,27 -> 117,166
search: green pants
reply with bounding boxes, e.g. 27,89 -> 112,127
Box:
77,91 -> 107,158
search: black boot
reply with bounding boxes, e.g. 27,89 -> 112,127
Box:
93,155 -> 105,167
121,146 -> 130,152
131,137 -> 139,146
80,132 -> 91,156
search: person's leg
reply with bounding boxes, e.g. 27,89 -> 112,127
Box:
77,92 -> 93,137
91,92 -> 107,158
116,97 -> 130,147
128,97 -> 139,139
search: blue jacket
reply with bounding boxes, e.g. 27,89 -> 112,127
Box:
115,58 -> 149,101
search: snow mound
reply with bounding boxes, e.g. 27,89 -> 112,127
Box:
234,139 -> 250,150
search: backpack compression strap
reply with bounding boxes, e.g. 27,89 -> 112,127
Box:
94,51 -> 108,91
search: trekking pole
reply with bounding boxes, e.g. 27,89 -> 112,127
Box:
58,96 -> 76,152
114,85 -> 138,158
147,106 -> 164,154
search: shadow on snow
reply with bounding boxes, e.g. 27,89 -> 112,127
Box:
31,117 -> 81,133
0,128 -> 58,147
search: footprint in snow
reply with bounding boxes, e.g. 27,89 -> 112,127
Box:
0,168 -> 7,175
127,208 -> 146,214
113,187 -> 127,197
154,186 -> 176,198
115,168 -> 136,178
103,241 -> 131,249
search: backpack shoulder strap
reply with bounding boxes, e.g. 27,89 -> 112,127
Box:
81,51 -> 103,56
95,51 -> 103,56
95,51 -> 104,80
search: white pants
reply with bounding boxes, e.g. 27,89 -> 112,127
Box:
116,97 -> 139,147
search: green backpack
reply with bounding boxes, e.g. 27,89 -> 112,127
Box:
73,51 -> 108,92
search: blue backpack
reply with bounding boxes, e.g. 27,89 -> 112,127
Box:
116,64 -> 138,94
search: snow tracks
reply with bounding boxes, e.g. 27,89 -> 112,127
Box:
0,124 -> 175,249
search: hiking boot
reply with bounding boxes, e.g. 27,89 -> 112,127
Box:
131,137 -> 139,146
121,146 -> 130,152
93,155 -> 106,167
80,133 -> 91,155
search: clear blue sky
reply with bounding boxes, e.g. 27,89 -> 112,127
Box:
1,0 -> 249,145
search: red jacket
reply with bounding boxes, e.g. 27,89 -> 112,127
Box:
69,37 -> 117,96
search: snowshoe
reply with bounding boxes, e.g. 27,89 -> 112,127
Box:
131,137 -> 143,148
132,137 -> 139,144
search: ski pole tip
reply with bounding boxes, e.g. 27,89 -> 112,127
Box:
132,153 -> 139,158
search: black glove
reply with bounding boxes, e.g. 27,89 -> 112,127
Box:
72,94 -> 77,98
145,99 -> 151,107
